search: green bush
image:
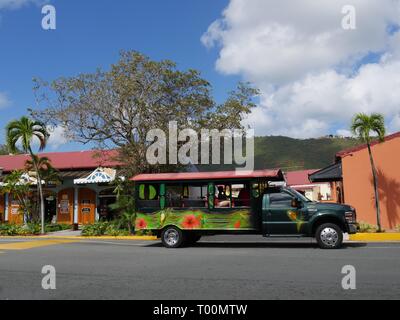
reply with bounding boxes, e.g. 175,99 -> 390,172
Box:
0,223 -> 39,236
358,221 -> 385,233
82,220 -> 131,237
396,225 -> 400,232
81,222 -> 109,236
45,224 -> 72,233
0,223 -> 72,236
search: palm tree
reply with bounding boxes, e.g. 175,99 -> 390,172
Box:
351,113 -> 386,232
6,117 -> 49,234
25,156 -> 60,222
25,155 -> 59,185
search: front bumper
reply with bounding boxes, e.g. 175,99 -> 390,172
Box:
347,223 -> 359,234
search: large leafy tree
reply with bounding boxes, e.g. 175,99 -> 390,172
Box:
31,51 -> 259,175
6,117 -> 49,233
351,113 -> 386,232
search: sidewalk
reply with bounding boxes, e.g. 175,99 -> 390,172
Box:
47,230 -> 83,237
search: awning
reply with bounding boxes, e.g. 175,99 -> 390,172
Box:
309,162 -> 342,183
74,167 -> 117,185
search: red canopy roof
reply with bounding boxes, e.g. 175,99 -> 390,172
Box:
285,169 -> 319,186
0,150 -> 121,173
131,169 -> 284,182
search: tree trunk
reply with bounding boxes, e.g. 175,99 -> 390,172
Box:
367,144 -> 382,232
29,150 -> 46,235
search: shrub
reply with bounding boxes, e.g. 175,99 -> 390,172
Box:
358,221 -> 385,233
45,224 -> 72,233
82,220 -> 132,237
0,223 -> 39,236
81,222 -> 109,236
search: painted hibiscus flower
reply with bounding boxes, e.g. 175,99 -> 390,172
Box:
234,221 -> 241,229
182,215 -> 201,229
136,218 -> 147,230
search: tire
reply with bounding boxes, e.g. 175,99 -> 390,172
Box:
161,226 -> 185,248
316,223 -> 343,249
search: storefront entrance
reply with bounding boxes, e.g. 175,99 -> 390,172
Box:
78,188 -> 96,225
45,194 -> 57,223
57,189 -> 74,224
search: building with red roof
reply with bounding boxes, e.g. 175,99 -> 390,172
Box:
285,169 -> 334,202
0,150 -> 123,225
310,131 -> 400,230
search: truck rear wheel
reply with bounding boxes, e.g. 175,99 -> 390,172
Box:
161,226 -> 185,248
316,223 -> 343,249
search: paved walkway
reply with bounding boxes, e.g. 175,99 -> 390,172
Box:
47,230 -> 82,237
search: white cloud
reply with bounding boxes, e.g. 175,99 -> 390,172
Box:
0,92 -> 11,109
203,0 -> 400,138
47,126 -> 69,150
0,0 -> 42,10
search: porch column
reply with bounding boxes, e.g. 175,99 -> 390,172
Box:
95,191 -> 99,222
4,193 -> 9,222
73,187 -> 79,224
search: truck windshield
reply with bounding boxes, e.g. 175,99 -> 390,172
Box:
286,188 -> 312,203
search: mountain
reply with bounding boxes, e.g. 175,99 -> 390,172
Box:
253,136 -> 360,171
197,136 -> 361,172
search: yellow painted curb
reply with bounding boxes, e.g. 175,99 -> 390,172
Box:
350,233 -> 400,242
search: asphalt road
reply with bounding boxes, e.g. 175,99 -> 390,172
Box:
0,235 -> 399,300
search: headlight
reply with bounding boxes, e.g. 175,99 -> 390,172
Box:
345,211 -> 356,223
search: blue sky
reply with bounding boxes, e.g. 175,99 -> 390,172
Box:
0,0 -> 239,151
2,0 -> 400,150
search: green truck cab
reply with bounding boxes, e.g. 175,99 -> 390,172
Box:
132,170 -> 358,249
262,187 -> 358,249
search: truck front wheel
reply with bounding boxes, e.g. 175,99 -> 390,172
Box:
315,223 -> 343,249
161,226 -> 185,248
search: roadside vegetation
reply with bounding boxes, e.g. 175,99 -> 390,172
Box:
0,223 -> 71,236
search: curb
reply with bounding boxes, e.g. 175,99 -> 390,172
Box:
0,236 -> 158,241
349,233 -> 400,242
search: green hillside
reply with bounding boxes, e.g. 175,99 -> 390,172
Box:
253,136 -> 360,171
197,136 -> 361,172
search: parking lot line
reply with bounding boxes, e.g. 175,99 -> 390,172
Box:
0,239 -> 79,251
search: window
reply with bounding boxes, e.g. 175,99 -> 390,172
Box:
214,182 -> 251,208
166,184 -> 208,208
137,184 -> 160,209
269,192 -> 294,207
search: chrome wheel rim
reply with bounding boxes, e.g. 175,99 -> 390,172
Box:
164,229 -> 179,247
320,227 -> 339,247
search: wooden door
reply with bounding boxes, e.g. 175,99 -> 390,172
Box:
57,189 -> 74,224
8,194 -> 23,225
78,188 -> 96,225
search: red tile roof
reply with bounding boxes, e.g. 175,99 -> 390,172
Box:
132,169 -> 284,182
0,150 -> 121,173
336,131 -> 400,158
285,169 -> 319,186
